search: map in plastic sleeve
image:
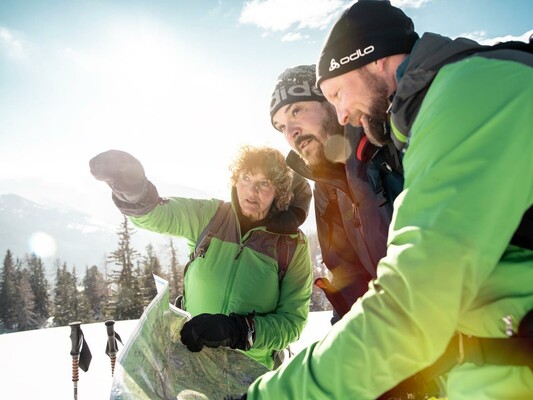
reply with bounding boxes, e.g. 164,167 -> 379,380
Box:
110,275 -> 268,400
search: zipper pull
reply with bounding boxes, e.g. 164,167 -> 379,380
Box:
502,315 -> 516,337
352,202 -> 361,227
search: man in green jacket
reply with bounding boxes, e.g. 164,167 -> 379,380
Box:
244,0 -> 533,398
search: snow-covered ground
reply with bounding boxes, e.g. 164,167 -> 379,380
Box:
0,311 -> 332,399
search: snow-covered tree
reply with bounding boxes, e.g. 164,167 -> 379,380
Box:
83,265 -> 107,321
27,254 -> 50,323
108,215 -> 143,320
14,268 -> 40,331
140,243 -> 164,307
0,250 -> 18,330
54,262 -> 77,326
168,239 -> 184,305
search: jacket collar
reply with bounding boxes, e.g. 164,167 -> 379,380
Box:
286,150 -> 351,197
391,33 -> 482,151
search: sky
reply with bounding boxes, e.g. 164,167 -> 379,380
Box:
1,0 -> 532,229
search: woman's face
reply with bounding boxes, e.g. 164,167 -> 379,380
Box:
235,170 -> 276,222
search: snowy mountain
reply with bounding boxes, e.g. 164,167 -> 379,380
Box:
0,193 -> 187,279
0,193 -> 113,265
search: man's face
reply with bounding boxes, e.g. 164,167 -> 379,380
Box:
272,100 -> 343,168
320,66 -> 391,147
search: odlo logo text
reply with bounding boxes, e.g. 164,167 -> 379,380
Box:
329,45 -> 375,71
270,81 -> 322,112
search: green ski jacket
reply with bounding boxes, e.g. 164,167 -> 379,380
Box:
247,33 -> 533,399
131,196 -> 313,369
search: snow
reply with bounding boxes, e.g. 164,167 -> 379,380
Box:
0,311 -> 332,399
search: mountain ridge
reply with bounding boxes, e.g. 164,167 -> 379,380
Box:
0,193 -> 187,280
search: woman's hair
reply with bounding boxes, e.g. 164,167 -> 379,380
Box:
229,145 -> 293,212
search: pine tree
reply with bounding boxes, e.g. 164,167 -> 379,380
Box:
76,286 -> 94,324
83,265 -> 107,321
27,254 -> 50,324
108,215 -> 143,320
102,257 -> 115,320
0,250 -> 18,330
53,262 -> 77,326
67,266 -> 94,324
168,239 -> 184,305
14,268 -> 40,331
70,267 -> 80,320
140,243 -> 163,307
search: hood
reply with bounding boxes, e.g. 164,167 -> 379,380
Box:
391,33 -> 482,151
286,150 -> 351,197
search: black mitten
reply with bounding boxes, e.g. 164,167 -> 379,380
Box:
267,172 -> 311,233
89,149 -> 160,215
223,394 -> 247,400
180,313 -> 254,352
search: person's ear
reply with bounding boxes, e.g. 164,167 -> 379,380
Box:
375,58 -> 387,72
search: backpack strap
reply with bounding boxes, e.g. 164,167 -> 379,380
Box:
276,231 -> 302,283
177,201 -> 227,308
511,206 -> 533,250
190,201 -> 229,262
382,310 -> 533,399
176,201 -> 300,308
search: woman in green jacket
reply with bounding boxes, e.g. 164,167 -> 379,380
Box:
90,145 -> 313,370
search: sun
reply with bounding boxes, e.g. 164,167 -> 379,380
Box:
29,231 -> 57,258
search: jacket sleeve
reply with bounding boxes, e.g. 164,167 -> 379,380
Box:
129,197 -> 221,247
247,57 -> 533,398
314,183 -> 373,315
252,234 -> 313,352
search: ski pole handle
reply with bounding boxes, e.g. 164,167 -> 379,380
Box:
105,320 -> 118,356
69,321 -> 82,356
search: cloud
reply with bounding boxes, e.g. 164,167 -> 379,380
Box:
457,29 -> 533,45
239,0 -> 345,32
455,30 -> 488,43
391,0 -> 432,8
0,26 -> 27,59
281,32 -> 308,42
239,0 -> 433,36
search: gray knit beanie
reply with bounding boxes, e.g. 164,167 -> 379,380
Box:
270,64 -> 325,125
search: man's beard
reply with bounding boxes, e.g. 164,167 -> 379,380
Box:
296,103 -> 345,169
354,68 -> 392,147
295,134 -> 327,168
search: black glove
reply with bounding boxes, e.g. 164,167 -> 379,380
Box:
223,394 -> 247,400
89,149 -> 160,216
267,172 -> 311,233
180,313 -> 254,352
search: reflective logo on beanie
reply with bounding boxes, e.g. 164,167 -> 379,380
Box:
329,45 -> 375,71
270,80 -> 323,112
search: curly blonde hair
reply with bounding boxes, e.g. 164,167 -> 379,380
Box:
229,145 -> 293,212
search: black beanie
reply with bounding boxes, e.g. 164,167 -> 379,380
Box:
270,64 -> 325,125
316,0 -> 419,86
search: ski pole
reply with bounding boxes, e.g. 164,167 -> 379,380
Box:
69,321 -> 82,400
105,320 -> 118,376
69,321 -> 92,400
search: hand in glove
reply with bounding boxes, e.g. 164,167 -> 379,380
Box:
89,149 -> 161,215
90,149 -> 149,203
223,394 -> 247,400
267,172 -> 312,233
180,313 -> 254,352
